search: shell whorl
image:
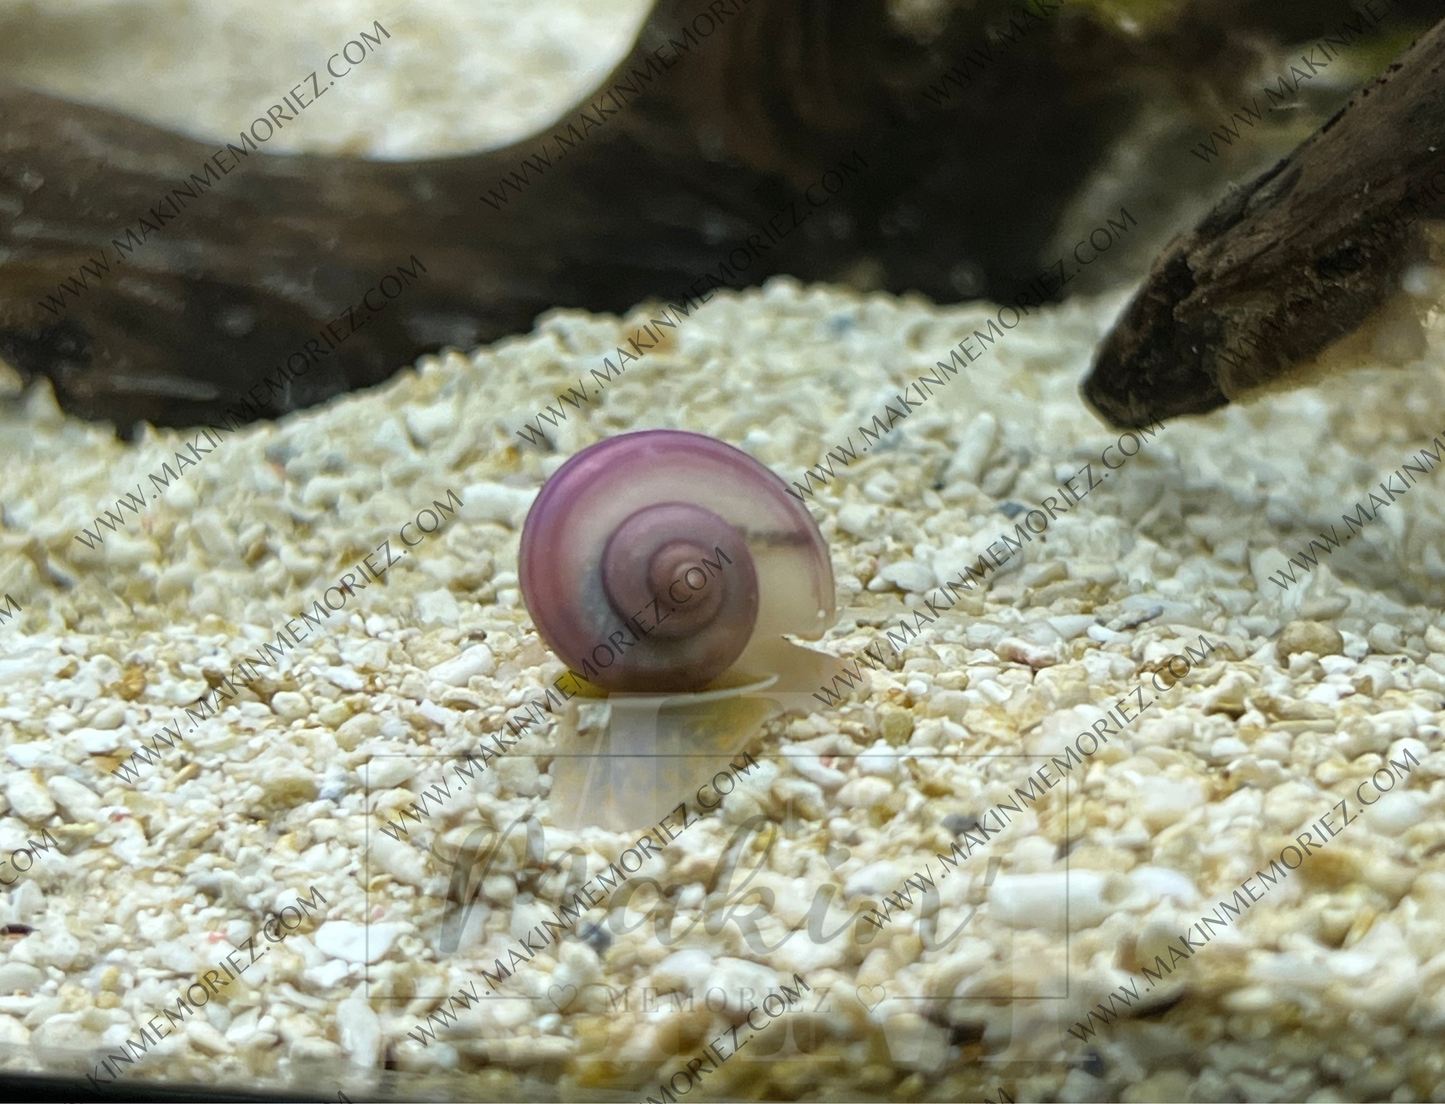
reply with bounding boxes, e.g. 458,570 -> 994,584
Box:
595,501 -> 759,688
519,430 -> 835,694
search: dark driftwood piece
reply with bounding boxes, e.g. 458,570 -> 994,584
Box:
0,0 -> 1149,432
1084,15 -> 1445,429
4,0 -> 1440,432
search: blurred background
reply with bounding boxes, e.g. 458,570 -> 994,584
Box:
2,0 -> 1437,204
2,0 -> 1443,428
0,0 -> 654,159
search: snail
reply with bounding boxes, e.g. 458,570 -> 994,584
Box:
519,429 -> 836,693
519,429 -> 847,830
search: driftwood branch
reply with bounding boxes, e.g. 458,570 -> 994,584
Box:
7,0 -> 1440,432
0,0 -> 1159,431
1084,15 -> 1445,428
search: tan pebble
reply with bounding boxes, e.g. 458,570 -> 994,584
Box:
0,1016 -> 30,1045
1202,670 -> 1252,717
1315,759 -> 1349,785
45,823 -> 100,853
317,700 -> 351,728
1300,846 -> 1362,891
893,1072 -> 930,1099
257,768 -> 318,808
879,705 -> 914,745
47,776 -> 102,823
1124,1070 -> 1192,1102
1299,595 -> 1350,621
879,1012 -> 950,1074
923,690 -> 970,722
1277,620 -> 1344,664
496,1035 -> 576,1064
1142,657 -> 1180,689
5,771 -> 55,822
1359,856 -> 1415,902
116,666 -> 147,701
1425,623 -> 1445,655
271,691 -> 310,721
837,776 -> 892,809
569,1055 -> 626,1089
336,712 -> 381,750
859,1064 -> 895,1088
186,1019 -> 233,1055
667,1008 -> 713,1051
997,637 -> 1058,670
173,762 -> 200,784
572,1015 -> 613,1054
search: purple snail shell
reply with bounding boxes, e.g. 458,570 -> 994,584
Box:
519,430 -> 836,693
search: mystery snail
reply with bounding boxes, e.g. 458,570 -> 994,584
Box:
519,430 -> 836,694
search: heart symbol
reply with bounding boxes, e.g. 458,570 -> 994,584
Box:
547,983 -> 578,1012
825,845 -> 850,870
856,984 -> 886,1011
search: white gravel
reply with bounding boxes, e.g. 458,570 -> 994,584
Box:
1,0 -> 1445,1101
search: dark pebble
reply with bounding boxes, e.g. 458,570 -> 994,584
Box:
580,921 -> 612,955
942,812 -> 979,834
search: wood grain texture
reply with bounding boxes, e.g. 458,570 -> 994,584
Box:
0,0 -> 1162,432
1083,15 -> 1445,429
6,0 -> 1436,433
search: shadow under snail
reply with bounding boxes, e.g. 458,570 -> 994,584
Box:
518,429 -> 847,830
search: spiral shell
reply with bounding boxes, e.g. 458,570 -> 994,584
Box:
519,430 -> 835,693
